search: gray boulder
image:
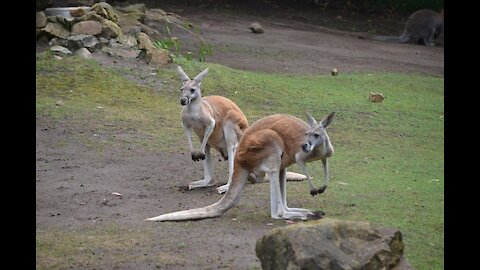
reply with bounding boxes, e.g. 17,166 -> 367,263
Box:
67,34 -> 99,51
50,45 -> 72,56
255,218 -> 414,270
74,48 -> 92,59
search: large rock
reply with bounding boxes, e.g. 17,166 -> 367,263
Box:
91,2 -> 118,22
71,20 -> 102,35
145,48 -> 172,66
100,19 -> 122,39
136,32 -> 154,51
255,218 -> 413,270
36,12 -> 47,28
74,48 -> 92,59
67,34 -> 99,51
43,22 -> 71,39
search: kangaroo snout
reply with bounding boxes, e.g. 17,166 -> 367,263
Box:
180,97 -> 189,106
302,143 -> 310,152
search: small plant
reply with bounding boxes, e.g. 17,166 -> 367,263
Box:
198,43 -> 213,62
153,22 -> 214,62
153,38 -> 180,54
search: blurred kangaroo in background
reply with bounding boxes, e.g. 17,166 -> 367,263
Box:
359,9 -> 444,45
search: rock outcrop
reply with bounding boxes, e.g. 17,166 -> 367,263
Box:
255,218 -> 414,270
36,3 -> 175,66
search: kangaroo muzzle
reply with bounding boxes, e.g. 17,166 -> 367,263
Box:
302,142 -> 313,153
180,97 -> 190,106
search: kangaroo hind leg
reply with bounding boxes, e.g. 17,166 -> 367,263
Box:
217,121 -> 239,194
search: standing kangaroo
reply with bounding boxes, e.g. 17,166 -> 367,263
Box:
177,66 -> 249,194
359,9 -> 444,45
146,112 -> 335,222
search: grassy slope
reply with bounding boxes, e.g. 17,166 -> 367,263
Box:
36,52 -> 444,269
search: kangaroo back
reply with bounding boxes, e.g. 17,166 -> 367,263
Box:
359,9 -> 444,45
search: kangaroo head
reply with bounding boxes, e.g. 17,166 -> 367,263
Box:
301,112 -> 335,153
177,66 -> 209,106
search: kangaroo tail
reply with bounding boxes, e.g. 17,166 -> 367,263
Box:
145,164 -> 249,222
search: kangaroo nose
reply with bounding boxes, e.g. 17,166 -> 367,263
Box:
302,143 -> 309,151
180,97 -> 188,105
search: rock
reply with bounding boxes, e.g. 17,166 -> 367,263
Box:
145,48 -> 172,66
36,12 -> 47,28
100,19 -> 122,39
256,218 -> 412,270
102,46 -> 141,59
69,7 -> 89,17
114,3 -> 146,22
71,20 -> 102,36
50,45 -> 72,56
116,34 -> 138,48
249,22 -> 264,34
67,35 -> 99,51
369,92 -> 385,103
53,15 -> 77,29
136,32 -> 154,51
91,2 -> 118,22
331,68 -> 338,76
74,48 -> 92,59
49,37 -> 69,47
78,11 -> 105,23
43,22 -> 71,39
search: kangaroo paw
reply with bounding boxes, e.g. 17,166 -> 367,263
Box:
191,151 -> 206,161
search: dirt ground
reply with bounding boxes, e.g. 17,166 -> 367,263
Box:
36,1 -> 444,269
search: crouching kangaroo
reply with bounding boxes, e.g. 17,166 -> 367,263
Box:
176,66 -> 249,194
146,112 -> 335,222
359,9 -> 444,45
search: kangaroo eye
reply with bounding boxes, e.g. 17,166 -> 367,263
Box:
314,134 -> 320,138
190,88 -> 195,93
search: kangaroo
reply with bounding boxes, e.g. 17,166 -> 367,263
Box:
177,66 -> 249,194
359,9 -> 444,45
146,112 -> 335,222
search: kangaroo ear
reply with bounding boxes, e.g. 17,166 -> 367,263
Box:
320,112 -> 335,128
193,68 -> 209,84
177,66 -> 190,83
305,112 -> 318,127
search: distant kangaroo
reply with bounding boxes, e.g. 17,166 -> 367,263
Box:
146,112 -> 335,222
359,9 -> 444,45
176,66 -> 249,194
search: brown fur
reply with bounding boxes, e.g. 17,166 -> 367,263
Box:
190,95 -> 248,159
146,113 -> 334,222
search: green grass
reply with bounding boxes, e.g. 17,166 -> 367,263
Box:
36,53 -> 443,269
